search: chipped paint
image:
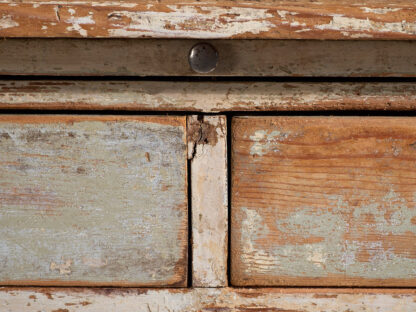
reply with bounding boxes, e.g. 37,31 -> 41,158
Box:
65,13 -> 95,37
108,6 -> 274,38
50,259 -> 72,275
316,15 -> 416,35
0,14 -> 18,29
249,129 -> 292,156
361,7 -> 402,14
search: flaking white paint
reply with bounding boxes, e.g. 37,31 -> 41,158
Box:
108,6 -> 274,38
316,15 -> 416,35
0,14 -> 18,29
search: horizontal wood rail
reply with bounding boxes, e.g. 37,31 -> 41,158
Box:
0,0 -> 415,39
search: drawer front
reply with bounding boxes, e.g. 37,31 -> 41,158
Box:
231,116 -> 416,286
0,115 -> 187,286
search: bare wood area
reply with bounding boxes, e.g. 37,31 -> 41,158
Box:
0,40 -> 415,77
232,117 -> 416,287
0,115 -> 188,286
0,1 -> 416,39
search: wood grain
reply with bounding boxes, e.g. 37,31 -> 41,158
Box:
232,117 -> 416,287
1,81 -> 416,112
188,116 -> 228,287
1,287 -> 416,311
0,39 -> 416,77
0,115 -> 187,286
0,0 -> 416,39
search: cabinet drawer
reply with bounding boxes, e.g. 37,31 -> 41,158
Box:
231,116 -> 416,287
0,115 -> 188,286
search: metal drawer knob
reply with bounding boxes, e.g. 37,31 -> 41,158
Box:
188,43 -> 218,73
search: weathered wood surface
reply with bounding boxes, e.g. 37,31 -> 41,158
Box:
0,115 -> 187,286
1,287 -> 416,312
0,0 -> 416,39
1,81 -> 416,112
232,117 -> 416,287
188,116 -> 228,287
1,40 -> 416,77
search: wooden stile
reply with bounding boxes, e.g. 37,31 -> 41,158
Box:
188,115 -> 228,287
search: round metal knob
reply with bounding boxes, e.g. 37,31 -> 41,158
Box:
188,43 -> 218,74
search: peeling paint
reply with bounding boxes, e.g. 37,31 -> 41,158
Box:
316,15 -> 416,35
0,14 -> 18,29
1,1 -> 416,39
50,259 -> 72,275
108,6 -> 274,38
249,129 -> 292,156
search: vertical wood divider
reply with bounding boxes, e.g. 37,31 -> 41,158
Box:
187,115 -> 228,287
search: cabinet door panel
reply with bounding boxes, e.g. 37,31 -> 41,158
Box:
232,116 -> 416,286
0,115 -> 187,286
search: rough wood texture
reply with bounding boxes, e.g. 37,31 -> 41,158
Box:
0,40 -> 416,77
232,117 -> 416,287
1,287 -> 416,311
188,116 -> 227,287
0,1 -> 416,39
0,115 -> 187,286
1,81 -> 416,112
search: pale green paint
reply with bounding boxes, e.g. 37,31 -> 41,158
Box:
239,188 -> 416,279
0,118 -> 187,285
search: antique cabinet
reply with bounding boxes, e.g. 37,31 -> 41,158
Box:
1,1 -> 416,311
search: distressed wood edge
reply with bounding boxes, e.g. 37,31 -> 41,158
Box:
0,114 -> 187,127
2,287 -> 416,311
1,81 -> 416,112
188,115 -> 228,287
1,1 -> 416,39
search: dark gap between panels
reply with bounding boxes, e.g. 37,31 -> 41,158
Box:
1,75 -> 416,82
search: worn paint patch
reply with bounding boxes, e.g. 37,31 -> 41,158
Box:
108,6 -> 274,38
249,129 -> 292,157
315,15 -> 416,35
0,14 -> 18,29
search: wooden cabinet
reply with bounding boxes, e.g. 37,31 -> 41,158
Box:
1,0 -> 416,310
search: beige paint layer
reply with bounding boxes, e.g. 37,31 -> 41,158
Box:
189,116 -> 228,287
